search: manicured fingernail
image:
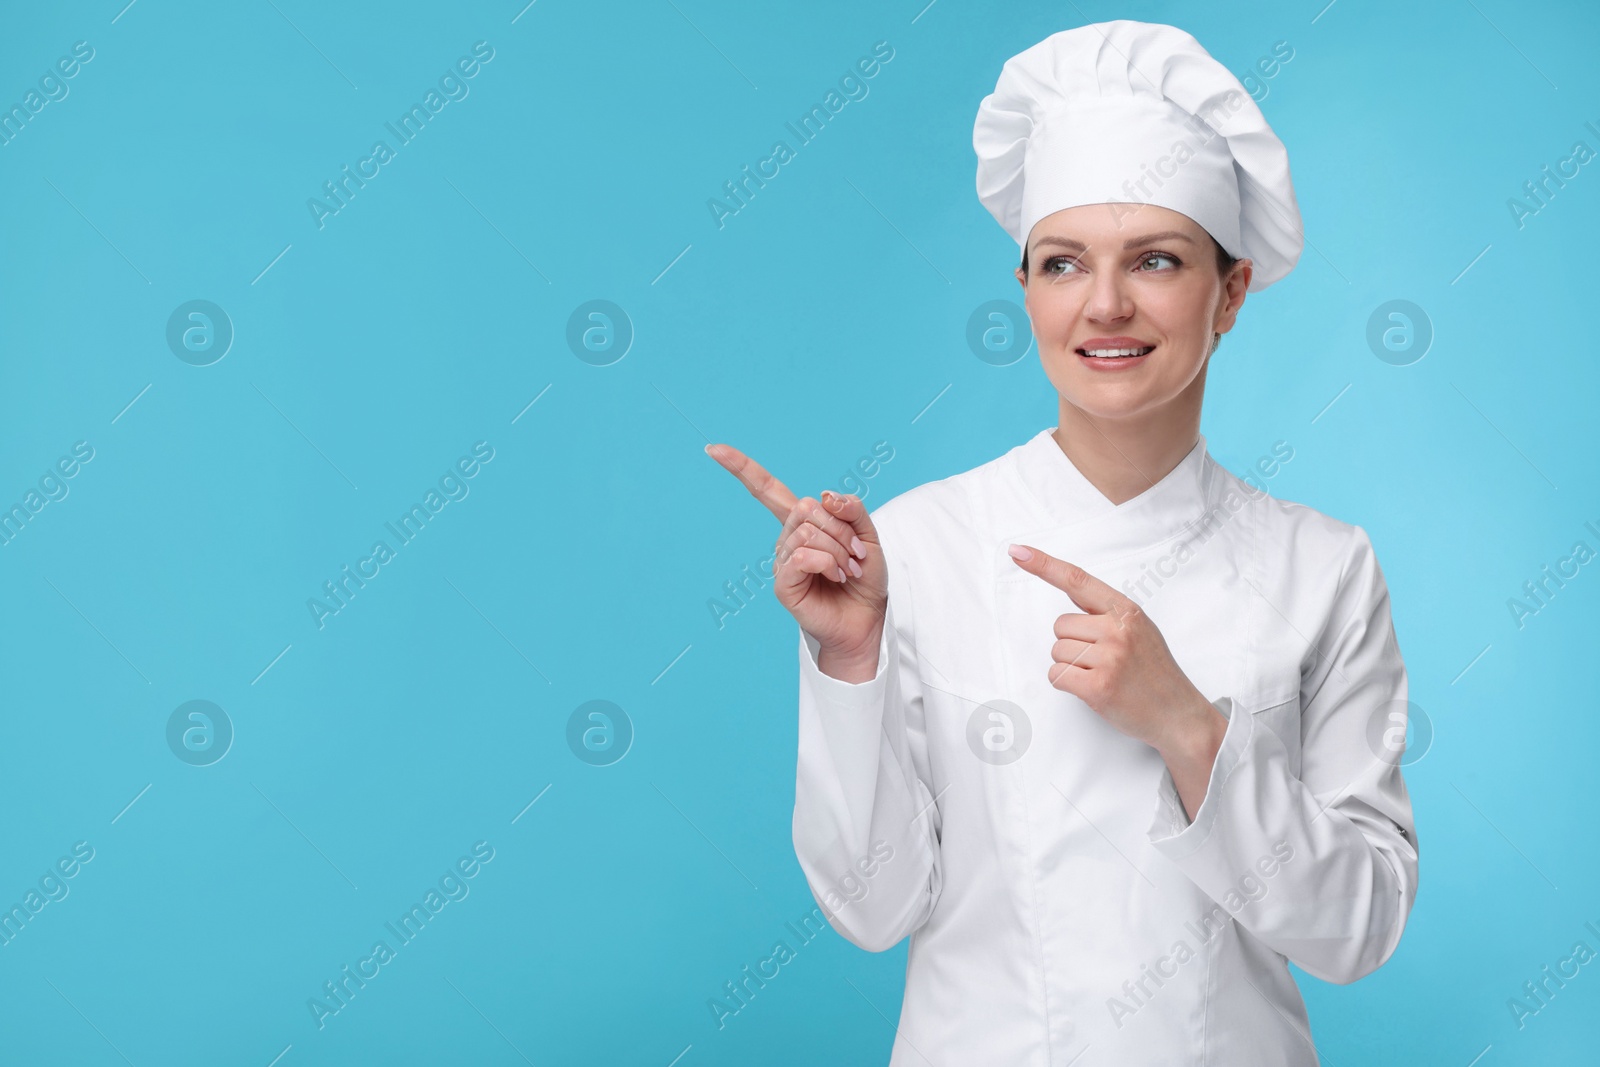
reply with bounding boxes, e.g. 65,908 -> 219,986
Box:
835,566 -> 847,582
1007,544 -> 1033,561
821,490 -> 837,505
847,557 -> 863,578
850,536 -> 866,559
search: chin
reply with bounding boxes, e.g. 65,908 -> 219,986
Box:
1048,356 -> 1205,414
1063,395 -> 1160,421
1048,375 -> 1181,421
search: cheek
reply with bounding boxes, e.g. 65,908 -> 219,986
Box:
1136,291 -> 1210,358
1157,282 -> 1218,335
1026,286 -> 1080,341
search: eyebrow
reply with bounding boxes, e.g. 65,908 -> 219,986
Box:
1032,230 -> 1197,253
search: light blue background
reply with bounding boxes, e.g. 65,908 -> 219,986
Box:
0,0 -> 1596,1064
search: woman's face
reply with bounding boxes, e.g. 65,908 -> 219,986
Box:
1015,203 -> 1251,423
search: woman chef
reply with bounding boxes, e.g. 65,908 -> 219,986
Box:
708,19 -> 1418,1066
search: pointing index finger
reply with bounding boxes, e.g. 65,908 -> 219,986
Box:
1006,543 -> 1127,616
706,443 -> 797,523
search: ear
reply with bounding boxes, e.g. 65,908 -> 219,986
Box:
1213,259 -> 1252,335
1014,265 -> 1027,290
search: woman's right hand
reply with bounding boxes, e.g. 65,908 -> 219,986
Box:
706,443 -> 888,679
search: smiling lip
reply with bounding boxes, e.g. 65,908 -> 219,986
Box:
1077,336 -> 1155,353
1076,337 -> 1156,367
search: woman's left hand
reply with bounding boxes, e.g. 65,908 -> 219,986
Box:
1006,543 -> 1221,762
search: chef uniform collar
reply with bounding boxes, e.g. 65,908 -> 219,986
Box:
973,20 -> 1304,291
1000,428 -> 1223,569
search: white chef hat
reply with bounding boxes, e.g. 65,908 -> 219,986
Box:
973,20 -> 1303,291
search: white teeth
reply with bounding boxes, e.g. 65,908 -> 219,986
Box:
1081,346 -> 1153,358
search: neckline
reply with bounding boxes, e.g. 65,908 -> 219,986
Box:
1001,426 -> 1218,558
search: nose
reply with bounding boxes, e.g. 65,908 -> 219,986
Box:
1083,266 -> 1134,324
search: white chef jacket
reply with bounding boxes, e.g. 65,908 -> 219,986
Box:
793,428 -> 1419,1066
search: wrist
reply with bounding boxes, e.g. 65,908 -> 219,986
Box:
1156,692 -> 1227,765
815,626 -> 884,684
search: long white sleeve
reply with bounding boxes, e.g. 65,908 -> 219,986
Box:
792,586 -> 943,953
1145,525 -> 1420,984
